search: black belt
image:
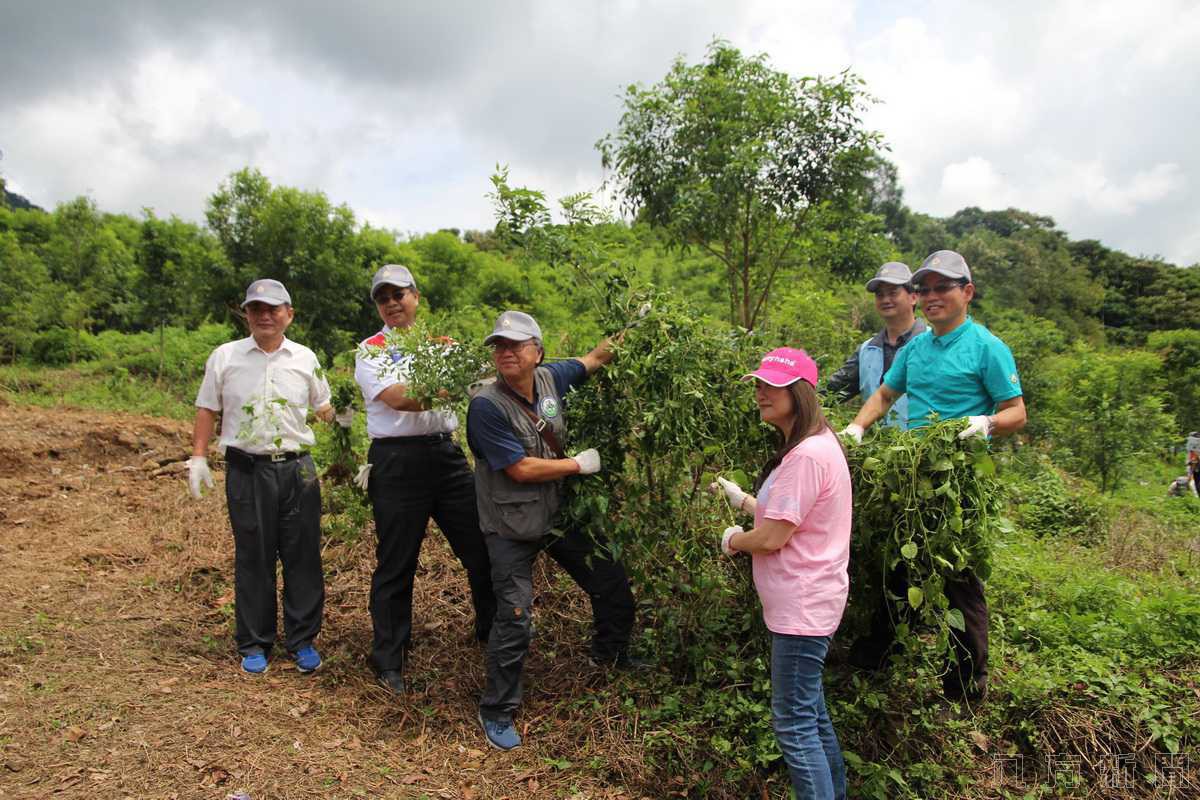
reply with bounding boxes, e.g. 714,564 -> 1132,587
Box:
373,432 -> 453,446
226,447 -> 308,467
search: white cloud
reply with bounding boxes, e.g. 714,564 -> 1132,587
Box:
936,157 -> 1012,211
1,0 -> 1197,265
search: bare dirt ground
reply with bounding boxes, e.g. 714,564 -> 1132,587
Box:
0,405 -> 656,800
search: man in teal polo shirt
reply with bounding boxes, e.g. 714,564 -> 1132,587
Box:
841,250 -> 1026,702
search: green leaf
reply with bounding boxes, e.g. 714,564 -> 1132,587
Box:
946,608 -> 965,631
907,587 -> 924,609
861,456 -> 883,472
973,453 -> 996,476
729,469 -> 750,491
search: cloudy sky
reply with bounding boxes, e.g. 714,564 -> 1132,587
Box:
3,1 -> 1198,265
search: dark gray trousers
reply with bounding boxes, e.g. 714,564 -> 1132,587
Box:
225,453 -> 324,657
479,527 -> 635,721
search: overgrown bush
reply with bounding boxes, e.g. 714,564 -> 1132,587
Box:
1007,455 -> 1108,543
92,323 -> 234,386
31,328 -> 100,365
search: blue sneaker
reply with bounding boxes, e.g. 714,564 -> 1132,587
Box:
293,645 -> 321,674
241,650 -> 268,674
478,711 -> 521,750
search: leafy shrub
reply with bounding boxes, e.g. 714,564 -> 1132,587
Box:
1041,345 -> 1175,492
1009,458 -> 1108,542
92,323 -> 234,386
31,328 -> 101,365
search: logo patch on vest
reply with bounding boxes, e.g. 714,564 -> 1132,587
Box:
540,397 -> 559,418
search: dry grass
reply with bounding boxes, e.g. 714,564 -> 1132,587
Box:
0,405 -> 663,799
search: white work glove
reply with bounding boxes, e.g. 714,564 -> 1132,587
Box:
710,477 -> 749,511
353,463 -> 372,491
335,408 -> 355,429
571,449 -> 602,475
188,456 -> 214,499
840,423 -> 864,444
627,301 -> 652,328
720,525 -> 743,556
958,415 -> 992,440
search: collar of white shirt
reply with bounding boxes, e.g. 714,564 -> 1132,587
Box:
244,336 -> 297,356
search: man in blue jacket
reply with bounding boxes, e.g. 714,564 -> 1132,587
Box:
826,261 -> 926,428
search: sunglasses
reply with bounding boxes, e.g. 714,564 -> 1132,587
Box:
915,279 -> 967,296
374,288 -> 410,305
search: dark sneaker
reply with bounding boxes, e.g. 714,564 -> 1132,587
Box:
241,650 -> 268,674
377,669 -> 405,694
478,711 -> 521,750
293,645 -> 321,674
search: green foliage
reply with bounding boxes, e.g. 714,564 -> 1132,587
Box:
983,308 -> 1070,440
598,40 -> 881,328
841,421 -> 1005,656
1042,345 -> 1175,492
205,167 -> 372,360
765,276 -> 863,376
321,368 -> 363,486
91,323 -> 233,388
1007,453 -> 1108,542
363,322 -> 492,413
955,215 -> 1104,340
1147,328 -> 1200,433
31,328 -> 101,365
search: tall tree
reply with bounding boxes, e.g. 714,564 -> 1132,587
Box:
205,168 -> 368,359
597,41 -> 881,328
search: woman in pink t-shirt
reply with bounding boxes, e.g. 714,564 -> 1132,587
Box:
712,347 -> 851,800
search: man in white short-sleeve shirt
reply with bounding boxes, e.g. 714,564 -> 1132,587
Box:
189,278 -> 334,675
353,264 -> 495,695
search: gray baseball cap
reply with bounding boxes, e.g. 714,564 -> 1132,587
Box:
370,264 -> 417,298
484,310 -> 542,345
912,250 -> 972,284
865,261 -> 913,292
241,278 -> 291,307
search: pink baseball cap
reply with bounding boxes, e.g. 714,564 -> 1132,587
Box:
742,347 -> 818,388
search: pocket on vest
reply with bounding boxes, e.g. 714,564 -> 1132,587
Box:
493,487 -> 545,541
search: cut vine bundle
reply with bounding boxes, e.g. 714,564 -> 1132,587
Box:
843,419 -> 1008,662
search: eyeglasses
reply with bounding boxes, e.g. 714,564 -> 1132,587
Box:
491,339 -> 537,352
374,289 -> 410,305
915,280 -> 967,297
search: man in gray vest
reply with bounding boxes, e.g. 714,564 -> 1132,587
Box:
826,261 -> 926,428
466,310 -> 638,750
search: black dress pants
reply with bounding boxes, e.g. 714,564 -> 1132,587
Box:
479,527 -> 636,721
367,436 -> 496,672
225,453 -> 324,657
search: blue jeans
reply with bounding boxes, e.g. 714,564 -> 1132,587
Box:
771,633 -> 847,800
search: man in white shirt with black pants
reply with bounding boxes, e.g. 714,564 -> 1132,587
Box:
188,279 -> 334,675
355,264 -> 496,694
